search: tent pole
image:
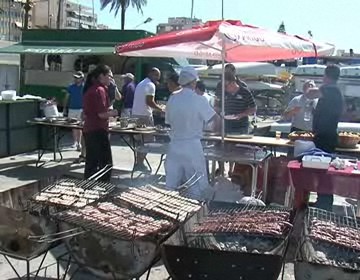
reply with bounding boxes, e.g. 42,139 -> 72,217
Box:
221,0 -> 224,20
221,41 -> 225,144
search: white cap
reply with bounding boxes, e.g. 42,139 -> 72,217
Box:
304,79 -> 316,87
121,73 -> 135,80
178,66 -> 198,86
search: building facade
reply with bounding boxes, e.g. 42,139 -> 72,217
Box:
63,0 -> 97,29
0,0 -> 29,41
156,17 -> 202,34
32,0 -> 102,30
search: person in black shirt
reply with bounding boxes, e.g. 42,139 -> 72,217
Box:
312,64 -> 344,211
215,63 -> 248,97
218,72 -> 257,134
214,72 -> 256,176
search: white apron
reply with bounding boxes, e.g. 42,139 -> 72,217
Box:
165,139 -> 209,199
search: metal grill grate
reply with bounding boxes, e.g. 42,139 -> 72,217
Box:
115,185 -> 202,222
31,178 -> 116,210
42,178 -> 115,192
306,207 -> 360,252
54,203 -> 176,241
307,207 -> 359,229
188,205 -> 292,240
207,204 -> 291,216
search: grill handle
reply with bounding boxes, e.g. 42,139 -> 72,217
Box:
87,164 -> 112,181
28,228 -> 86,243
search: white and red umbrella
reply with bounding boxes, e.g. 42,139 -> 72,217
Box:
116,20 -> 334,61
115,20 -> 334,139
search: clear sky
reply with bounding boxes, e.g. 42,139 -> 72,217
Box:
79,0 -> 358,52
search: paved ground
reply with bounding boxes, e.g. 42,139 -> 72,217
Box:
0,133 -> 355,280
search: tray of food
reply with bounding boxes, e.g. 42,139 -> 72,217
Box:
288,131 -> 314,142
112,123 -> 136,130
338,131 -> 360,148
135,124 -> 156,131
155,125 -> 171,133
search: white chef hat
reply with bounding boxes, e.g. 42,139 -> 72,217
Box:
178,66 -> 199,86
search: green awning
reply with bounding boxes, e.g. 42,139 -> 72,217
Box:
0,44 -> 116,54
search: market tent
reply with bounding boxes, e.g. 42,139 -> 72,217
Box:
115,20 -> 335,140
0,29 -> 154,55
0,44 -> 114,55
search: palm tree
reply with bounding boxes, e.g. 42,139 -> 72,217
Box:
100,0 -> 147,30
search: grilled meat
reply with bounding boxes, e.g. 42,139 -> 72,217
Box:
115,185 -> 201,221
193,210 -> 292,236
56,202 -> 174,239
309,218 -> 360,251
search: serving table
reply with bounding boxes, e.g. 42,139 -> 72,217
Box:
286,160 -> 360,216
28,120 -> 156,168
27,120 -> 81,167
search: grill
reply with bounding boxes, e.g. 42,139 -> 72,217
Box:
162,202 -> 294,280
53,185 -> 203,280
296,207 -> 360,279
115,185 -> 202,222
0,179 -> 61,280
54,202 -> 175,241
30,167 -> 115,211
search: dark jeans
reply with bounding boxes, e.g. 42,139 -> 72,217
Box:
84,130 -> 112,182
314,134 -> 336,212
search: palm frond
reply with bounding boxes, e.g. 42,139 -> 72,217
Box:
100,0 -> 146,15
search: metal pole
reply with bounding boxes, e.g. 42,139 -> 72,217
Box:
190,0 -> 194,19
92,0 -> 95,28
221,40 -> 225,143
8,0 -> 11,40
78,2 -> 80,29
48,0 -> 50,27
221,0 -> 224,20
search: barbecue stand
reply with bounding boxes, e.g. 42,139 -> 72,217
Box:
0,205 -> 58,280
295,207 -> 360,280
162,203 -> 294,280
52,180 -> 203,280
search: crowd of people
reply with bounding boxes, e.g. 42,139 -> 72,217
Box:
63,62 -> 344,206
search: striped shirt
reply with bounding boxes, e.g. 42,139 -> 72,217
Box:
218,86 -> 256,133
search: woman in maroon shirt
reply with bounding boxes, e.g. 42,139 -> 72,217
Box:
82,65 -> 118,182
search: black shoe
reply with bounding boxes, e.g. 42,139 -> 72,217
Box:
73,155 -> 85,164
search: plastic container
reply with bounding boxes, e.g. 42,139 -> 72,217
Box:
43,104 -> 59,117
302,155 -> 331,169
1,90 -> 16,101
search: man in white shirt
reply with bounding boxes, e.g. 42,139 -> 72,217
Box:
132,67 -> 164,170
165,67 -> 217,199
283,80 -> 318,132
195,80 -> 215,131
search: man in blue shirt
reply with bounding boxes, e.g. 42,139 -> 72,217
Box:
64,71 -> 84,151
120,73 -> 135,117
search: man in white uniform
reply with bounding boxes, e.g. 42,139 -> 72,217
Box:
165,67 -> 217,199
132,67 -> 164,170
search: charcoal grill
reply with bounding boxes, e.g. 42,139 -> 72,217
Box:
53,185 -> 203,280
162,202 -> 294,280
30,165 -> 115,212
295,207 -> 360,280
0,179 -> 59,280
